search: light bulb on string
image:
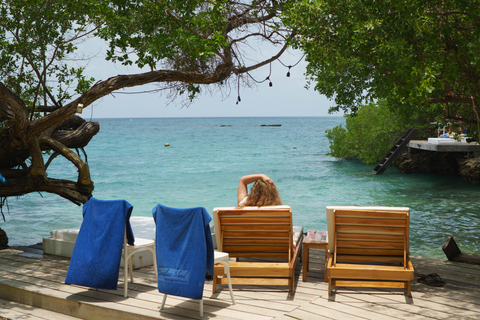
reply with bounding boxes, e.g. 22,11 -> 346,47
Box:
266,76 -> 272,87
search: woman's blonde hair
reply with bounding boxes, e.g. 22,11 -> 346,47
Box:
239,179 -> 282,208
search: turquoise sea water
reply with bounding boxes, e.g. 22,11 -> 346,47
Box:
2,117 -> 479,259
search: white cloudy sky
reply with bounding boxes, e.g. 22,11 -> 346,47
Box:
76,38 -> 339,119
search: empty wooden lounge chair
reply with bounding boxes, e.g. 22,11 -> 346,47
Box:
212,206 -> 303,295
325,206 -> 414,297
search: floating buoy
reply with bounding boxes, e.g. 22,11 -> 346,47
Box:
164,143 -> 170,147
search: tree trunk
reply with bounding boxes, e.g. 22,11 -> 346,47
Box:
0,83 -> 99,206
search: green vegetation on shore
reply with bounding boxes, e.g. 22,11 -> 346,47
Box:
325,101 -> 433,164
285,0 -> 480,144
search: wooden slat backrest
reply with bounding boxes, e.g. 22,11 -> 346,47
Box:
214,207 -> 293,261
332,209 -> 410,267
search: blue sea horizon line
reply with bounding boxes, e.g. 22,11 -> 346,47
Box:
81,115 -> 344,120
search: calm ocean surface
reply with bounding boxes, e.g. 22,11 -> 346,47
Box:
2,117 -> 479,259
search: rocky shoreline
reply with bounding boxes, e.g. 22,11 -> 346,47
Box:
394,149 -> 480,184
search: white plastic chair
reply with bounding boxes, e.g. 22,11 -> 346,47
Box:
160,250 -> 235,317
123,228 -> 157,297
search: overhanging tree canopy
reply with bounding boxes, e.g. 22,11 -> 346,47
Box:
284,0 -> 480,137
0,0 -> 298,216
6,0 -> 477,218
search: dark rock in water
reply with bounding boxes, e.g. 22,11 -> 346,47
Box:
260,124 -> 281,127
0,228 -> 8,249
459,157 -> 480,184
395,149 -> 480,184
395,149 -> 461,176
220,125 -> 232,127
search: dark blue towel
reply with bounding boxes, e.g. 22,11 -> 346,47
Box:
152,204 -> 214,300
65,197 -> 134,290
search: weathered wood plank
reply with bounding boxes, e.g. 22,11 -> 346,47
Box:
310,296 -> 403,320
328,294 -> 438,320
275,308 -> 333,320
0,298 -> 82,320
1,247 -> 480,320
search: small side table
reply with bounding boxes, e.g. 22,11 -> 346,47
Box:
213,251 -> 236,305
302,239 -> 328,282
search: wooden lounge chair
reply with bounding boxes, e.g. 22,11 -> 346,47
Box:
212,206 -> 303,295
325,206 -> 414,297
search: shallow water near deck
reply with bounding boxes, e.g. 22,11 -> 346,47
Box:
2,117 -> 479,259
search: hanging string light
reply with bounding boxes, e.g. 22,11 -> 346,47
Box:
267,63 -> 273,87
266,76 -> 273,87
236,75 -> 241,104
235,55 -> 305,104
278,54 -> 305,78
244,63 -> 274,87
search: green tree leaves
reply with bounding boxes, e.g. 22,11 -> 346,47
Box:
96,0 -> 229,70
326,101 -> 418,164
284,0 -> 480,132
0,0 -> 97,112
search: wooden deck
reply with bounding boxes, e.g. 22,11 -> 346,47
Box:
1,245 -> 480,320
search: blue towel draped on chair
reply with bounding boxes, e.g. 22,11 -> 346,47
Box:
65,197 -> 134,290
152,204 -> 214,300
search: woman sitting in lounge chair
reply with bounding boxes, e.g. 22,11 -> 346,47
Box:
237,174 -> 282,207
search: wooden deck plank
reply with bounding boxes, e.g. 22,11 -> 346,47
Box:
274,308 -> 333,320
369,288 -> 480,320
0,272 -> 261,320
1,248 -> 480,320
325,294 -> 434,320
334,292 -> 457,320
0,298 -> 82,320
309,296 -> 403,320
0,262 -> 277,320
290,302 -> 372,320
